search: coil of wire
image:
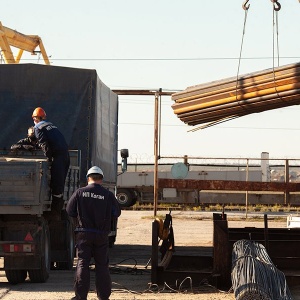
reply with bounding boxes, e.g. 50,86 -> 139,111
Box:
231,239 -> 292,300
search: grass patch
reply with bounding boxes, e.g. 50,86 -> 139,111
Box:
130,202 -> 300,213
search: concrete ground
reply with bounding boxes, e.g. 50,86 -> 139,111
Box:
0,210 -> 300,299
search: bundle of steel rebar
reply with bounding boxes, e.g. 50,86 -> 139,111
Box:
172,62 -> 300,126
231,239 -> 292,300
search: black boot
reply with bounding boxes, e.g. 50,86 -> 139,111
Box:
48,195 -> 64,220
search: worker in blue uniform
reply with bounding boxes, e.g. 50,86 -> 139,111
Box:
32,107 -> 70,219
66,166 -> 121,300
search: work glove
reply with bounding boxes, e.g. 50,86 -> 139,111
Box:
23,145 -> 34,151
10,144 -> 21,150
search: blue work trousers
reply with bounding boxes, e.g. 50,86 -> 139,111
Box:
51,151 -> 70,195
74,232 -> 111,300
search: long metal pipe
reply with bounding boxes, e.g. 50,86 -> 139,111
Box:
172,62 -> 300,102
173,82 -> 300,115
172,63 -> 300,100
178,87 -> 300,118
171,62 -> 300,126
179,94 -> 300,124
185,94 -> 300,125
172,74 -> 300,111
177,89 -> 300,125
173,68 -> 300,104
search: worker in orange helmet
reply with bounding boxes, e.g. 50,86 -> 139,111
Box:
32,107 -> 47,120
32,107 -> 70,220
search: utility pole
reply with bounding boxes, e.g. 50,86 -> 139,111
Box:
153,89 -> 161,216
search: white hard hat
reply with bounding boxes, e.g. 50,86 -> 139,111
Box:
86,166 -> 104,178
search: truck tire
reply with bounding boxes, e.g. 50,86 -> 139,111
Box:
56,216 -> 75,270
28,223 -> 51,283
116,189 -> 135,207
5,270 -> 27,284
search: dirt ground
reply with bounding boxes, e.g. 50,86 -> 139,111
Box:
1,210 -> 300,299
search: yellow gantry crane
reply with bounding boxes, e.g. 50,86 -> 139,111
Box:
0,21 -> 49,65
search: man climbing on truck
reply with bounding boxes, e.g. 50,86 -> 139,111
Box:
32,106 -> 70,219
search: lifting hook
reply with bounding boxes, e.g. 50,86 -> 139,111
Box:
242,0 -> 250,10
271,0 -> 281,11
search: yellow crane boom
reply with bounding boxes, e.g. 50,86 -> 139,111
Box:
0,21 -> 49,65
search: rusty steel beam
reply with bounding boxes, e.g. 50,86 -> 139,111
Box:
173,75 -> 300,113
183,92 -> 300,126
172,63 -> 300,103
158,178 -> 300,192
171,62 -> 300,126
177,88 -> 300,120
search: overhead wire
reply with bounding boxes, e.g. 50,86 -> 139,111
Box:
5,56 -> 300,62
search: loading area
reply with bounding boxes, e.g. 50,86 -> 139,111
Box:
151,211 -> 300,289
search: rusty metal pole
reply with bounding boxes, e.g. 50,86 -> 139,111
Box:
245,159 -> 249,218
151,219 -> 159,283
153,91 -> 159,217
264,214 -> 269,252
285,159 -> 290,205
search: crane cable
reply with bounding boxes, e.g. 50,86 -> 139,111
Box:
235,1 -> 250,109
271,1 -> 286,104
188,1 -> 251,133
272,1 -> 280,67
189,0 -> 285,133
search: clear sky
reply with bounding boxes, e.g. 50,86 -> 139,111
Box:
2,1 -> 300,162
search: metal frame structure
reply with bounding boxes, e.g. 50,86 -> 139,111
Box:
151,213 -> 300,288
0,21 -> 49,64
113,89 -> 175,216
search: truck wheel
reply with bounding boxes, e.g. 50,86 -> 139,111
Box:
28,224 -> 51,283
56,218 -> 75,270
116,189 -> 134,207
5,270 -> 27,284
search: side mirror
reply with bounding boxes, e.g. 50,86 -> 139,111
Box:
120,149 -> 129,172
120,149 -> 129,158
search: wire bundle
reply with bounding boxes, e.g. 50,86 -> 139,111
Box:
171,62 -> 300,127
231,239 -> 292,300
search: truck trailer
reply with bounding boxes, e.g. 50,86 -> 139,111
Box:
116,163 -> 262,207
116,160 -> 300,207
0,63 -> 126,284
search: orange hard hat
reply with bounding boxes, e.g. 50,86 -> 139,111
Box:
32,107 -> 46,119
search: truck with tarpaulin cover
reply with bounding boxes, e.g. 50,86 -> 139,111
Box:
0,63 -> 127,284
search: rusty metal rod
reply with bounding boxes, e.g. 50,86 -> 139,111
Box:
172,62 -> 300,102
176,89 -> 300,125
173,82 -> 300,115
177,87 -> 300,118
172,74 -> 300,111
